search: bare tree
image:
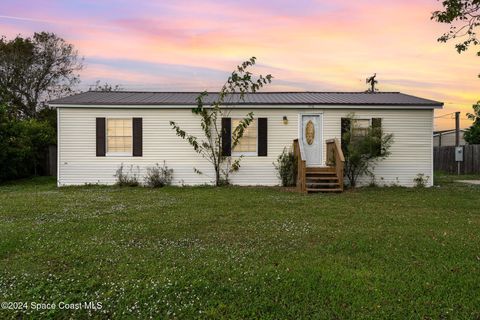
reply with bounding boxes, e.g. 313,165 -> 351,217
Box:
89,80 -> 123,92
0,32 -> 83,119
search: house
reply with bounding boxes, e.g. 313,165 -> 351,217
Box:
433,129 -> 466,147
49,91 -> 443,189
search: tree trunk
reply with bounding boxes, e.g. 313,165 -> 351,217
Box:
215,168 -> 220,186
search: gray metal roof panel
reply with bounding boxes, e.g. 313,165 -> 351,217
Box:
49,91 -> 444,107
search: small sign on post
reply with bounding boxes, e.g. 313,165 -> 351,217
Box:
455,147 -> 464,162
455,146 -> 463,175
454,111 -> 461,175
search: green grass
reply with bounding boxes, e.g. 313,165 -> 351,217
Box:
0,176 -> 480,319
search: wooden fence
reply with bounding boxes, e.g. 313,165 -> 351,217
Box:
46,145 -> 57,176
434,145 -> 480,174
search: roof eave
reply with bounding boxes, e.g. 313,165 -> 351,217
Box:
48,103 -> 444,109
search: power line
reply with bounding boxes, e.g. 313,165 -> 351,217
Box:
434,112 -> 456,119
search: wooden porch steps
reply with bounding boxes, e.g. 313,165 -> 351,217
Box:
293,138 -> 345,194
305,167 -> 336,173
306,182 -> 340,187
307,188 -> 343,193
305,167 -> 341,193
305,176 -> 338,180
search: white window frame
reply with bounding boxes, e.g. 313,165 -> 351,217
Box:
351,118 -> 371,138
231,118 -> 258,157
106,117 -> 133,157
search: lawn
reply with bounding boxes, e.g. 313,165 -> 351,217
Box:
0,175 -> 479,319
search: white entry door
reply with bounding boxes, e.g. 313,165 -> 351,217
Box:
301,115 -> 322,167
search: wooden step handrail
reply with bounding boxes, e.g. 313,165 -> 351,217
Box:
325,138 -> 345,190
293,139 -> 307,193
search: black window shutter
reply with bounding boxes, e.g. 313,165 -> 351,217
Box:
221,118 -> 231,156
372,118 -> 382,156
132,118 -> 143,157
96,117 -> 106,156
257,118 -> 268,156
340,118 -> 351,154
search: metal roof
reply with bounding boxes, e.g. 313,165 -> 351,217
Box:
49,91 -> 444,107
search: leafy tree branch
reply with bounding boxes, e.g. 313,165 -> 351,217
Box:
432,0 -> 480,54
170,57 -> 272,186
432,1 -> 480,143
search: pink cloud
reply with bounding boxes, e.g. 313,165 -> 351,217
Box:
0,0 -> 479,129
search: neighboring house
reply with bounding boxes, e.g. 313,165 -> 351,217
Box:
49,91 -> 443,188
433,129 -> 466,147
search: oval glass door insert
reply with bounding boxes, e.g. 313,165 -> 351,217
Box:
305,120 -> 315,145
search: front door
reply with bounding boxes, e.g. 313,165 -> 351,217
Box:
301,114 -> 322,167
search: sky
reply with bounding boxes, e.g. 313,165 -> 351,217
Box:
1,0 -> 479,130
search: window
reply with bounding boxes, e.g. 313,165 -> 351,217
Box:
107,118 -> 132,154
352,119 -> 370,138
232,119 -> 257,155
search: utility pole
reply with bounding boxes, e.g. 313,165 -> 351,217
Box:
455,112 -> 460,147
455,111 -> 461,175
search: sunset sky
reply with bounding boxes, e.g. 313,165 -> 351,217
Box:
1,0 -> 479,130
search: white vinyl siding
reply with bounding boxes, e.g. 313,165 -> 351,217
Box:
57,107 -> 434,187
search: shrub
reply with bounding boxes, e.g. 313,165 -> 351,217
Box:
464,123 -> 480,144
342,114 -> 394,188
464,102 -> 480,144
413,174 -> 429,188
114,164 -> 140,187
0,105 -> 55,182
144,162 -> 173,188
274,147 -> 297,187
